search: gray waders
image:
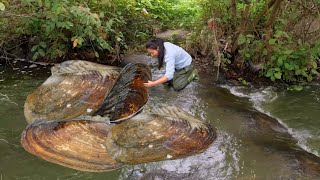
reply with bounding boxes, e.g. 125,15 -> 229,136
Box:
172,63 -> 198,91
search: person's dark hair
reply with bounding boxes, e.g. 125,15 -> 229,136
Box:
146,38 -> 165,69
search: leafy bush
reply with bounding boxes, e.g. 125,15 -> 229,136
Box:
0,0 -> 199,62
189,0 -> 320,83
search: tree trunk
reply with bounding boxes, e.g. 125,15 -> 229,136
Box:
230,0 -> 237,28
251,0 -> 277,29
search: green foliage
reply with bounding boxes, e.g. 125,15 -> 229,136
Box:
238,77 -> 248,85
262,31 -> 320,83
21,0 -> 114,60
0,2 -> 5,11
287,85 -> 304,91
191,0 -> 320,84
1,0 -> 199,61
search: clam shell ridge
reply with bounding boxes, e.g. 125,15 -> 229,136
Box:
94,63 -> 152,122
24,60 -> 120,124
21,120 -> 124,172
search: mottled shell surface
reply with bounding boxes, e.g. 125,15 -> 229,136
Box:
21,120 -> 123,172
107,107 -> 216,164
24,61 -> 120,124
94,63 -> 152,122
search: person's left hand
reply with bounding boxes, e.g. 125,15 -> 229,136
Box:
144,81 -> 156,88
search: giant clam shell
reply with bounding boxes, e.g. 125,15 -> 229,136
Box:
24,61 -> 151,124
21,60 -> 216,172
94,63 -> 152,122
24,61 -> 120,124
21,120 -> 123,172
105,106 -> 216,164
21,107 -> 216,171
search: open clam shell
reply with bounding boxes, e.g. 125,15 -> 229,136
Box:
24,61 -> 120,124
21,120 -> 123,172
107,107 -> 216,164
94,63 -> 152,122
24,61 -> 151,124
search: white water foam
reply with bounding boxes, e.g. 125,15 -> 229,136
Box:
220,84 -> 319,157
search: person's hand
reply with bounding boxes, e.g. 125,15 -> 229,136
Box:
144,80 -> 156,88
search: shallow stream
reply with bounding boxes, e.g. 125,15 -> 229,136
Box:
0,60 -> 319,179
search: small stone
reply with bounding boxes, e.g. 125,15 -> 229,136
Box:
148,144 -> 153,148
87,109 -> 93,113
66,104 -> 72,108
166,154 -> 173,159
29,64 -> 37,68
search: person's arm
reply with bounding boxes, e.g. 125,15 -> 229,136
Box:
144,75 -> 168,88
144,55 -> 175,88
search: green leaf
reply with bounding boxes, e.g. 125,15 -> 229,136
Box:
269,39 -> 276,45
238,34 -> 246,45
311,69 -> 318,74
37,0 -> 43,7
271,76 -> 276,81
277,58 -> 283,66
44,0 -> 51,8
246,34 -> 255,39
311,61 -> 317,69
274,72 -> 282,79
39,42 -> 47,48
32,52 -> 40,61
266,70 -> 273,77
294,85 -> 303,91
94,51 -> 99,58
307,75 -> 313,82
38,49 -> 46,57
0,2 -> 5,11
302,71 -> 308,77
284,63 -> 294,70
263,49 -> 268,56
78,37 -> 84,46
31,45 -> 38,52
284,50 -> 293,55
295,69 -> 302,75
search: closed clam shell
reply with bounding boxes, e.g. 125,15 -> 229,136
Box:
21,120 -> 123,172
106,107 -> 216,164
24,61 -> 120,124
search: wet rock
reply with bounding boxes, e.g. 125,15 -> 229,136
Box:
156,29 -> 189,42
29,64 -> 37,68
248,60 -> 263,73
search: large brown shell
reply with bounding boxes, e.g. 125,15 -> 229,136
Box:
94,63 -> 152,122
24,61 -> 120,124
21,120 -> 123,172
107,106 -> 216,164
21,107 -> 216,171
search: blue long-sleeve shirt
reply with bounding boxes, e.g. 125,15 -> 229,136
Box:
164,42 -> 192,80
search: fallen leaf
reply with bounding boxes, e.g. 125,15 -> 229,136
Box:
73,38 -> 78,48
101,33 -> 107,39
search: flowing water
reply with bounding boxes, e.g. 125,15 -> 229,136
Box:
0,60 -> 319,179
